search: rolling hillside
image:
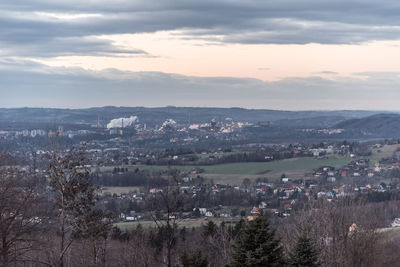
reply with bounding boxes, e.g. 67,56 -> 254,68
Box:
335,113 -> 400,138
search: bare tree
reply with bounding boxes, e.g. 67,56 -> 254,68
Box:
202,222 -> 232,266
76,209 -> 112,267
147,168 -> 184,267
278,198 -> 382,267
112,225 -> 157,267
0,165 -> 45,266
48,146 -> 104,267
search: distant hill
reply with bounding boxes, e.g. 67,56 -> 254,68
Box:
0,107 -> 384,127
273,116 -> 349,128
335,113 -> 400,138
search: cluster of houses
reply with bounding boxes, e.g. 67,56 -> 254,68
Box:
0,127 -> 94,140
112,153 -> 400,224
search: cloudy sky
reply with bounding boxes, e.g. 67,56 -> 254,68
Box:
2,0 -> 400,110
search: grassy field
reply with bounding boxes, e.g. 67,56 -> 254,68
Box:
100,145 -> 400,174
97,144 -> 400,189
378,226 -> 400,244
115,217 -> 237,231
200,156 -> 353,184
369,144 -> 400,165
99,155 -> 354,185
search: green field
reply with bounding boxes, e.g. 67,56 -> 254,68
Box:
138,156 -> 348,173
369,144 -> 400,165
199,156 -> 353,184
100,155 -> 354,185
378,226 -> 400,244
101,144 -> 400,185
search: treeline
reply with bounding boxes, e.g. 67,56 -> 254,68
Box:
0,152 -> 20,166
146,150 -> 311,166
89,169 -> 169,187
100,184 -> 261,214
354,190 -> 400,203
106,217 -> 319,267
101,199 -> 400,267
278,199 -> 400,267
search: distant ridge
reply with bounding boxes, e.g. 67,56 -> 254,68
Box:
0,107 -> 386,127
335,113 -> 400,138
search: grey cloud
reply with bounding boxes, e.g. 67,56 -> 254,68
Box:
0,36 -> 147,57
0,10 -> 150,57
2,1 -> 400,58
1,60 -> 400,110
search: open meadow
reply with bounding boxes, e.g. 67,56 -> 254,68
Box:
100,155 -> 354,185
369,144 -> 400,165
99,144 -> 400,185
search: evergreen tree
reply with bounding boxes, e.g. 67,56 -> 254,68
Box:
180,226 -> 187,242
228,219 -> 245,239
180,250 -> 209,267
229,217 -> 284,267
192,208 -> 201,218
288,236 -> 320,267
203,221 -> 217,238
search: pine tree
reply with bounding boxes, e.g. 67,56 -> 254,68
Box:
180,250 -> 209,267
229,217 -> 284,267
228,219 -> 245,239
202,221 -> 217,238
180,226 -> 186,241
288,236 -> 320,267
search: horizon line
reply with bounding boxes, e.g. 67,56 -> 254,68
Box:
0,105 -> 398,113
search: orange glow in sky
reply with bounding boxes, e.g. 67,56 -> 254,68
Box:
33,31 -> 400,81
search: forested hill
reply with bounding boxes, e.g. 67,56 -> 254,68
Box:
0,106 -> 383,126
335,113 -> 400,137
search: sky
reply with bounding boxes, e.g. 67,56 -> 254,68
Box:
2,0 -> 400,110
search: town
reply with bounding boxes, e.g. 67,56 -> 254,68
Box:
2,108 -> 400,266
